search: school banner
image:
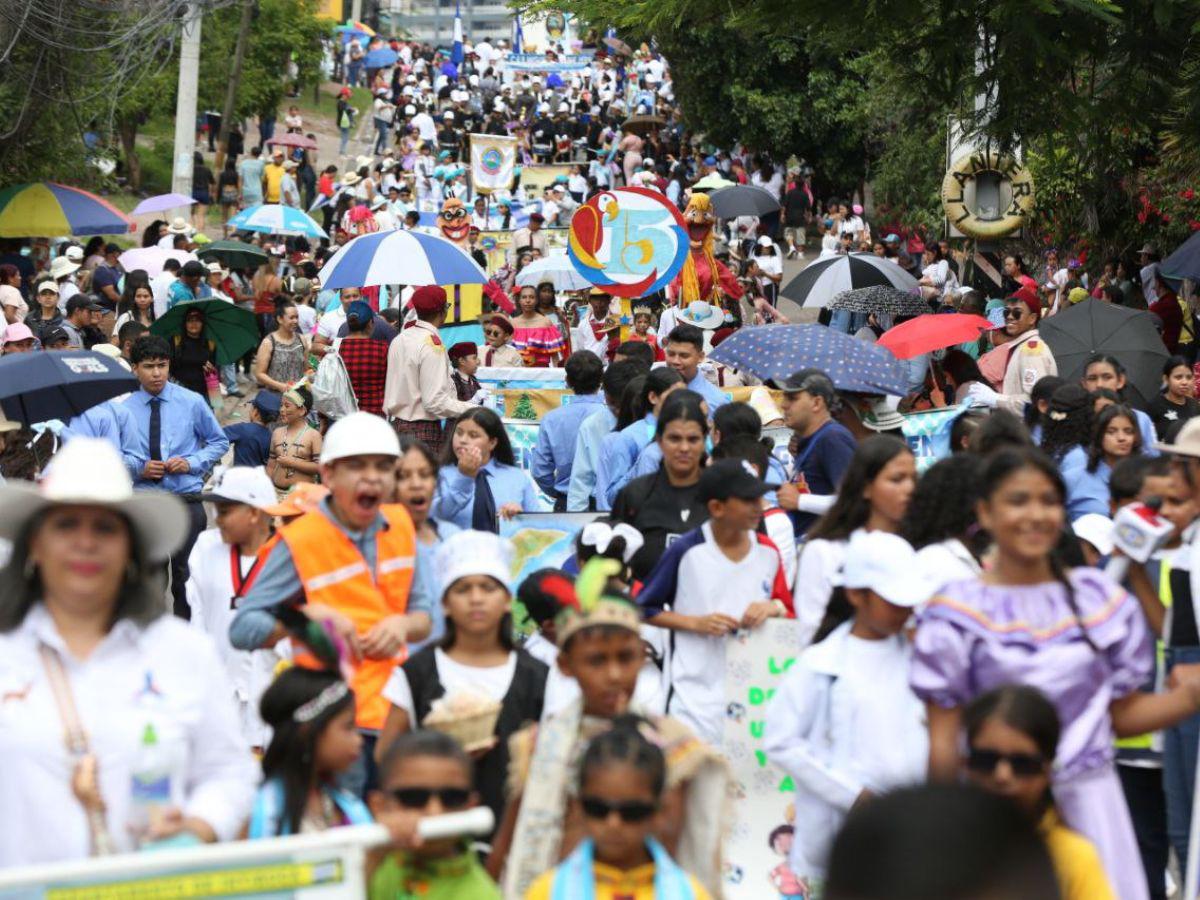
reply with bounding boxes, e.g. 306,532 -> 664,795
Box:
500,511 -> 602,632
519,164 -> 573,199
721,619 -> 806,900
901,404 -> 969,471
469,134 -> 518,195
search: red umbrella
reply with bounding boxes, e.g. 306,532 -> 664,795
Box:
268,133 -> 317,150
877,313 -> 994,359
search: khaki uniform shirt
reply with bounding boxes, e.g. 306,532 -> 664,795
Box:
383,320 -> 474,422
998,328 -> 1057,413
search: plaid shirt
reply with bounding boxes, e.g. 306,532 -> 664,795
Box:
337,337 -> 390,417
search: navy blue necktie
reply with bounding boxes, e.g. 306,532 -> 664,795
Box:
471,470 -> 498,533
148,397 -> 163,462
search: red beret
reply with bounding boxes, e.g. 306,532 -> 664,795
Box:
410,285 -> 448,315
448,341 -> 478,361
1007,286 -> 1041,317
485,312 -> 514,334
710,326 -> 736,348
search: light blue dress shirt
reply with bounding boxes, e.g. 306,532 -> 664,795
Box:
566,406 -> 616,512
688,370 -> 729,412
432,458 -> 544,528
530,393 -> 606,496
123,381 -> 229,495
595,414 -> 657,511
64,399 -> 138,457
229,497 -> 436,650
408,519 -> 460,654
1061,446 -> 1111,520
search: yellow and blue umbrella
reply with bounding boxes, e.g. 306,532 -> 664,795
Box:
0,182 -> 134,238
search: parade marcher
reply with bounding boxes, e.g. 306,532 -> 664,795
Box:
532,351 -> 606,511
568,360 -> 645,514
511,285 -> 567,368
968,288 -> 1058,414
267,386 -> 322,498
1081,354 -> 1160,453
0,439 -> 256,864
664,323 -> 728,413
383,285 -> 475,457
448,341 -> 482,402
1147,355 -> 1200,440
337,301 -> 390,418
481,312 -> 525,367
230,413 -> 434,795
595,369 -> 686,510
189,466 -> 282,749
223,390 -> 279,468
571,288 -> 621,362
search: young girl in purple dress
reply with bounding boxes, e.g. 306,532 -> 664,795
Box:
910,446 -> 1200,900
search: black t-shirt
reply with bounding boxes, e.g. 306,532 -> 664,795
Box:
1146,394 -> 1200,440
611,469 -> 710,581
782,187 -> 810,225
1169,567 -> 1199,647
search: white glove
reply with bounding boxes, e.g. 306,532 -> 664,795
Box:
470,388 -> 491,406
963,381 -> 1000,409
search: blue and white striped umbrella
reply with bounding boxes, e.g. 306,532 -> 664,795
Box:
317,229 -> 487,290
227,204 -> 326,238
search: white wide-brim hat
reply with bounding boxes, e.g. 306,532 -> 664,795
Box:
679,300 -> 726,330
0,438 -> 187,562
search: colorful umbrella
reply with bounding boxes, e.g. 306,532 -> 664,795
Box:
227,203 -> 326,238
709,324 -> 909,395
0,349 -> 137,424
150,298 -> 259,366
117,246 -> 197,278
877,313 -> 995,359
364,47 -> 400,68
195,239 -> 268,270
267,133 -> 318,150
317,229 -> 487,290
0,183 -> 134,238
781,253 -> 919,308
708,184 -> 780,218
131,193 -> 197,216
829,285 -> 929,318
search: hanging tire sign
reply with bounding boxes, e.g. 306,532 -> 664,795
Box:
941,150 -> 1035,240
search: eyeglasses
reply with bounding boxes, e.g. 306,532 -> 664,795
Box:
390,787 -> 471,810
966,748 -> 1046,778
580,796 -> 658,823
1002,307 -> 1025,320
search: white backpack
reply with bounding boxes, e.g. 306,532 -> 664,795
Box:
311,337 -> 358,420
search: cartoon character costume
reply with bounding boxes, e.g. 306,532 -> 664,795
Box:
668,192 -> 743,305
437,197 -> 512,321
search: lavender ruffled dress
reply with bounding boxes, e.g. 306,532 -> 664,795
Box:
911,568 -> 1153,900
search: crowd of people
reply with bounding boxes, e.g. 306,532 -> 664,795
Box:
4,25 -> 1200,900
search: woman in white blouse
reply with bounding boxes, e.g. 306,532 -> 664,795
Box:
0,438 -> 256,866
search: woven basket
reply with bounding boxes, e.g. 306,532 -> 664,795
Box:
422,704 -> 501,752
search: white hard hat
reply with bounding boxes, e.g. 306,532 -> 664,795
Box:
319,412 -> 401,464
493,98 -> 507,112
405,104 -> 416,115
538,102 -> 550,113
557,102 -> 569,113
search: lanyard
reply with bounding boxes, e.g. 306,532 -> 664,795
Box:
229,545 -> 266,608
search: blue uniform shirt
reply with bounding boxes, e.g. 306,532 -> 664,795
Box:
123,381 -> 229,494
530,393 -> 605,496
595,414 -> 657,511
687,370 -> 729,412
566,406 -> 616,512
432,458 -> 544,528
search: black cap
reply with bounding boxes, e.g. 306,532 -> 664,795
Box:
104,242 -> 122,255
181,260 -> 206,278
771,368 -> 836,405
41,326 -> 71,346
65,294 -> 102,315
698,459 -> 770,504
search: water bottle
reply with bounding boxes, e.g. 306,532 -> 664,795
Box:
128,723 -> 172,845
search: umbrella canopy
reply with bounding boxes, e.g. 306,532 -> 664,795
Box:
117,246 -> 197,278
1161,230 -> 1200,283
195,239 -> 268,270
150,298 -> 259,366
603,36 -> 633,55
622,114 -> 666,135
227,204 -> 326,238
877,313 -> 995,360
515,256 -> 592,292
782,253 -> 919,308
709,324 -> 909,395
267,133 -> 318,150
131,193 -> 197,216
1038,298 -> 1168,406
318,229 -> 487,290
708,185 -> 780,218
0,350 -> 137,424
0,183 -> 134,238
829,285 -> 929,318
692,173 -> 735,192
364,47 -> 399,68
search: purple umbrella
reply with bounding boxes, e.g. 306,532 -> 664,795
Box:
132,193 -> 197,216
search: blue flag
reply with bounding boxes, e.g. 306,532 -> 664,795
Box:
451,1 -> 464,65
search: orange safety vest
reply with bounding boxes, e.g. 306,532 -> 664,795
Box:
280,503 -> 416,730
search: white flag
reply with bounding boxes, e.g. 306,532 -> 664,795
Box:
469,134 -> 518,195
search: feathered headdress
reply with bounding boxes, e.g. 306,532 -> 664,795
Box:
553,557 -> 642,648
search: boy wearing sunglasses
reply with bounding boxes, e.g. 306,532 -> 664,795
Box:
367,729 -> 500,899
963,286 -> 1058,413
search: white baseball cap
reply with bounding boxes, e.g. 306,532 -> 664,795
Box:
319,412 -> 401,464
435,530 -> 514,599
840,530 -> 933,608
202,465 -> 276,509
1073,513 -> 1114,558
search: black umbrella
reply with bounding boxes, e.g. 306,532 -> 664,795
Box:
708,184 -> 781,218
1038,299 -> 1168,406
196,239 -> 268,270
829,286 -> 930,318
1161,231 -> 1200,282
0,350 -> 137,424
622,114 -> 666,136
781,253 -> 919,308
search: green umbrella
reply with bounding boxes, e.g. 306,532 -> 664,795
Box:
151,298 -> 259,366
196,239 -> 268,270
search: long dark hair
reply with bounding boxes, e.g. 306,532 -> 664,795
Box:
1083,353 -> 1127,398
442,407 -> 516,466
259,668 -> 355,836
1039,384 -> 1091,462
654,390 -> 708,441
979,448 -> 1096,651
1086,403 -> 1141,473
963,685 -> 1060,813
808,435 -> 911,542
397,434 -> 439,473
118,269 -> 155,323
439,577 -> 516,652
901,454 -> 982,550
615,375 -> 647,431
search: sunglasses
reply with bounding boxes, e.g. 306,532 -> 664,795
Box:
484,328 -> 503,337
390,787 -> 471,810
966,748 -> 1046,778
1002,307 -> 1026,320
580,796 -> 658,823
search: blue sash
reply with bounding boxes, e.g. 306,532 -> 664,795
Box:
548,837 -> 696,900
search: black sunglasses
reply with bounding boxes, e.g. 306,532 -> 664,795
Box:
391,787 -> 471,809
580,796 -> 658,823
966,748 -> 1046,778
1002,307 -> 1025,320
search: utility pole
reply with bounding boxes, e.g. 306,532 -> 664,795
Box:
351,0 -> 363,22
171,2 -> 203,217
215,0 -> 255,172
